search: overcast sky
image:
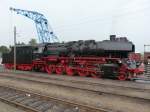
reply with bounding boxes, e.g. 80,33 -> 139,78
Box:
0,0 -> 150,52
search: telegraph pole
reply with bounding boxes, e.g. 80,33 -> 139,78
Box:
14,26 -> 16,72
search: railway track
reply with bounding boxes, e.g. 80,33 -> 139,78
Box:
22,72 -> 150,90
0,72 -> 150,112
0,85 -> 110,112
0,72 -> 150,101
1,70 -> 149,89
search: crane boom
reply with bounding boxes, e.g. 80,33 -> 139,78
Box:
10,7 -> 59,43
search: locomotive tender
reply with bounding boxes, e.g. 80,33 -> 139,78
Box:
2,35 -> 142,80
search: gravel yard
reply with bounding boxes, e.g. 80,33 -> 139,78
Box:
0,101 -> 25,112
0,76 -> 149,112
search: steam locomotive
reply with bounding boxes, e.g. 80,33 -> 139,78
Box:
2,35 -> 142,80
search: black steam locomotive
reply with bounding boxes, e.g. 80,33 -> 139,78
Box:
2,35 -> 139,80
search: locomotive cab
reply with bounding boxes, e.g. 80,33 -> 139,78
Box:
33,44 -> 45,60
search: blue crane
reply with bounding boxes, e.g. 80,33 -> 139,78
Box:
10,7 -> 59,43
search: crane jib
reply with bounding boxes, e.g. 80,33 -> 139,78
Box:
10,7 -> 59,43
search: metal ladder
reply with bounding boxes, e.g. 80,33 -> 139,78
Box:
144,63 -> 150,79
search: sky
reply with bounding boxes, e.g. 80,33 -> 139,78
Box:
0,0 -> 150,52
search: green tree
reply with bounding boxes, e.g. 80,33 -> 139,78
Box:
28,38 -> 37,46
0,46 -> 10,54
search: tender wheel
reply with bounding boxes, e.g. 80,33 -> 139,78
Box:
4,64 -> 10,69
5,64 -> 14,69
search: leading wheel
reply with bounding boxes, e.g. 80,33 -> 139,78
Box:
118,73 -> 127,81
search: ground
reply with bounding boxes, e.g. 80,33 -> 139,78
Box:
0,101 -> 25,112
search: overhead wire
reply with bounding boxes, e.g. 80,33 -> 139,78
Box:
54,0 -> 150,32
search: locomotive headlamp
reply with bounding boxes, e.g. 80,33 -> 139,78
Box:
118,60 -> 122,64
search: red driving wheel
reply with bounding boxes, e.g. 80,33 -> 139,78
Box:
45,64 -> 55,74
55,64 -> 64,75
66,66 -> 74,76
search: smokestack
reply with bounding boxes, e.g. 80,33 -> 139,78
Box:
110,35 -> 116,41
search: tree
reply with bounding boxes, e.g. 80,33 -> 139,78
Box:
0,46 -> 10,54
28,38 -> 37,46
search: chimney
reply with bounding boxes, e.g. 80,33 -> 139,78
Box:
110,35 -> 116,41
